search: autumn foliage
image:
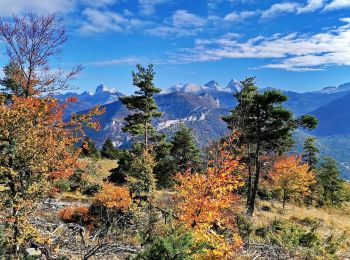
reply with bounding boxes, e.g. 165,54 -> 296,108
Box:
174,142 -> 244,259
58,207 -> 90,223
269,155 -> 316,208
95,183 -> 132,210
0,95 -> 103,252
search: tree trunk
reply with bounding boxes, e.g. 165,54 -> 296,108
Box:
247,106 -> 261,217
247,149 -> 260,216
283,189 -> 286,210
246,144 -> 253,207
144,121 -> 148,150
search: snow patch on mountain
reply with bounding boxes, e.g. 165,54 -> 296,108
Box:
204,80 -> 221,89
95,84 -> 119,94
156,113 -> 207,130
319,82 -> 350,94
160,79 -> 243,95
226,79 -> 242,93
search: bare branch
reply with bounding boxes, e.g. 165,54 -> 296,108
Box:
0,13 -> 80,97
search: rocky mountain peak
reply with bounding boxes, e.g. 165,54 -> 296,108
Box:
95,84 -> 118,94
204,80 -> 221,89
226,79 -> 242,93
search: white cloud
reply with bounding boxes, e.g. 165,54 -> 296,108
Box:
171,10 -> 206,27
146,10 -> 206,37
261,0 -> 326,18
262,2 -> 300,18
145,26 -> 199,37
138,0 -> 171,15
224,10 -> 258,21
87,56 -> 163,66
0,0 -> 76,16
80,0 -> 117,7
173,18 -> 350,71
324,0 -> 350,11
78,7 -> 206,37
297,0 -> 324,13
79,8 -> 148,34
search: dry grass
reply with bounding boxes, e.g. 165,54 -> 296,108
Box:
80,158 -> 117,185
56,158 -> 117,202
76,158 -> 117,185
253,200 -> 350,235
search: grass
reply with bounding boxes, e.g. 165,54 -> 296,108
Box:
253,200 -> 350,235
80,157 -> 117,185
57,158 -> 117,201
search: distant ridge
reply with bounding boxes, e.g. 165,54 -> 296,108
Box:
55,80 -> 350,179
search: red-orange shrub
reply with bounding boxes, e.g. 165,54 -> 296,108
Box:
94,183 -> 132,210
58,206 -> 90,224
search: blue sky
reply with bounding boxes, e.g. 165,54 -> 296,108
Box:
0,0 -> 350,94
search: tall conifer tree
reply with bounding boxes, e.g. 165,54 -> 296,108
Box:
317,157 -> 344,205
171,124 -> 201,173
223,77 -> 318,216
101,138 -> 119,159
302,136 -> 319,171
120,64 -> 162,150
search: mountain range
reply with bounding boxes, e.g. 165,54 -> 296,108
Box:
55,80 -> 350,180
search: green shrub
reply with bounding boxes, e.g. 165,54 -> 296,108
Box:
235,215 -> 253,239
0,228 -> 7,258
260,205 -> 272,212
257,187 -> 272,200
268,220 -> 306,249
298,217 -> 322,228
135,225 -> 206,260
54,178 -> 71,192
82,184 -> 102,196
68,169 -> 85,191
299,231 -> 321,248
255,226 -> 268,238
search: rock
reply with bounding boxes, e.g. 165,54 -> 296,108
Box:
26,247 -> 41,257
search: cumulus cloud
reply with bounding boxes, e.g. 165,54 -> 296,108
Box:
261,0 -> 326,18
261,0 -> 350,18
324,0 -> 350,11
87,56 -> 163,66
0,0 -> 76,16
78,7 -> 207,37
79,8 -> 149,34
262,2 -> 300,18
146,10 -> 206,37
297,0 -> 324,13
138,0 -> 171,15
224,10 -> 258,22
171,10 -> 206,27
173,18 -> 350,71
80,0 -> 117,8
0,0 -> 120,16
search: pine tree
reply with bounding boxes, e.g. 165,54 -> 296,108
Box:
108,150 -> 131,185
101,138 -> 119,159
120,64 -> 162,150
135,225 -> 201,260
317,157 -> 344,205
0,63 -> 25,99
223,77 -> 318,216
127,150 -> 157,200
81,137 -> 100,158
153,139 -> 176,188
302,137 -> 319,171
170,124 -> 201,173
